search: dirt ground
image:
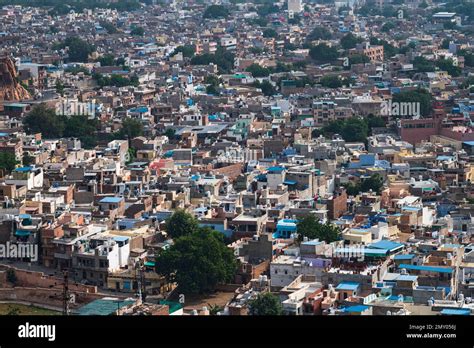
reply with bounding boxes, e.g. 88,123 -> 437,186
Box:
181,291 -> 236,310
0,303 -> 60,315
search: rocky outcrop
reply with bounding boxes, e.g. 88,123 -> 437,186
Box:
0,56 -> 31,101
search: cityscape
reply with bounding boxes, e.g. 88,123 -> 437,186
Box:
0,0 -> 473,325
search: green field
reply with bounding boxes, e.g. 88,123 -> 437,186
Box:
0,303 -> 60,315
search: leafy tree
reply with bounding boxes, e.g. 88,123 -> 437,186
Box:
349,54 -> 370,65
55,80 -> 65,96
246,63 -> 271,77
116,118 -> 143,141
22,153 -> 35,166
436,58 -> 462,77
343,173 -> 385,196
6,306 -> 19,315
367,114 -> 386,134
164,128 -> 176,139
156,228 -> 237,294
320,75 -> 343,88
392,88 -> 433,117
56,37 -> 95,63
381,22 -> 396,33
252,80 -> 276,96
309,44 -> 339,63
172,45 -> 196,58
23,104 -> 65,138
462,52 -> 474,67
297,215 -> 340,243
307,26 -> 331,41
203,5 -> 229,19
248,293 -> 283,315
97,54 -> 115,66
322,117 -> 369,142
165,210 -> 199,239
340,33 -> 363,49
263,28 -> 278,38
6,269 -> 17,285
413,56 -> 435,72
130,26 -> 144,36
0,152 -> 18,173
63,115 -> 99,149
190,47 -> 235,73
100,21 -> 118,34
288,14 -> 301,25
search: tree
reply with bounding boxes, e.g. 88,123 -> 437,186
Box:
22,153 -> 35,166
246,63 -> 271,77
307,26 -> 331,41
164,128 -> 176,139
6,269 -> 17,285
349,54 -> 370,65
56,37 -> 95,63
23,104 -> 65,138
309,44 -> 339,63
97,54 -> 115,66
296,215 -> 340,243
320,75 -> 342,88
263,28 -> 278,38
340,33 -> 363,49
172,45 -> 195,58
252,80 -> 276,96
343,173 -> 385,196
0,152 -> 18,173
156,228 -> 237,294
63,115 -> 100,149
381,22 -> 395,33
190,47 -> 235,73
392,88 -> 433,117
130,26 -> 144,36
436,58 -> 462,77
413,56 -> 435,72
165,210 -> 199,239
203,5 -> 229,19
248,293 -> 283,315
116,118 -> 143,141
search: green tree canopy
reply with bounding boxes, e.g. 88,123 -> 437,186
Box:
320,75 -> 343,88
54,37 -> 95,63
165,210 -> 199,239
392,88 -> 433,117
322,117 -> 369,142
309,44 -> 339,63
297,215 -> 341,243
248,293 -> 283,315
246,63 -> 271,77
340,33 -> 363,49
116,118 -> 144,141
307,26 -> 331,41
253,80 -> 277,96
343,173 -> 385,196
155,228 -> 237,294
263,28 -> 278,38
0,152 -> 18,173
172,45 -> 196,58
203,5 -> 229,19
130,26 -> 144,36
23,104 -> 65,138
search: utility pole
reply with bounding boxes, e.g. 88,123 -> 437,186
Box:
62,271 -> 71,316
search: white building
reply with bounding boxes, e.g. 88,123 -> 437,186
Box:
288,0 -> 303,13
